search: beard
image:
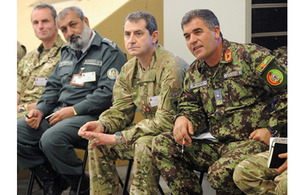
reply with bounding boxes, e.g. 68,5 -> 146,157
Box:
68,22 -> 92,50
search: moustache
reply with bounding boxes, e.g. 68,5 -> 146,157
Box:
69,34 -> 81,43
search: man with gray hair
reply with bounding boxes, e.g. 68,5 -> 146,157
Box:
17,6 -> 127,195
78,11 -> 188,194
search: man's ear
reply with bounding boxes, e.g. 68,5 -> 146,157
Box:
152,30 -> 159,44
84,17 -> 90,27
213,26 -> 221,39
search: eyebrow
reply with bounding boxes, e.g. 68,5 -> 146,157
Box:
183,27 -> 202,37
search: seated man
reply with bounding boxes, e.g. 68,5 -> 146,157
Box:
17,6 -> 127,195
152,9 -> 287,195
17,41 -> 26,66
233,150 -> 287,194
17,3 -> 65,119
78,11 -> 188,195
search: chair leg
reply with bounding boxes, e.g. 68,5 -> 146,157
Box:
76,147 -> 89,195
26,171 -> 35,195
199,171 -> 205,186
158,183 -> 165,195
122,159 -> 133,195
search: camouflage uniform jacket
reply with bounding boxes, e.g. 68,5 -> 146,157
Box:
178,39 -> 287,142
17,41 -> 26,65
17,35 -> 65,118
35,31 -> 127,117
99,45 -> 189,142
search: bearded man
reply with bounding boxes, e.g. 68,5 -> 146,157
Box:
17,6 -> 127,195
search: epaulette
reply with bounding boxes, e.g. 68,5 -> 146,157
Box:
102,37 -> 116,49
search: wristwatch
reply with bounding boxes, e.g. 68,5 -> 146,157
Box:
19,106 -> 26,113
267,126 -> 279,137
114,131 -> 123,144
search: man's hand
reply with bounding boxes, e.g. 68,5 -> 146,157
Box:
249,128 -> 272,146
78,121 -> 103,140
25,109 -> 43,129
48,106 -> 75,126
84,132 -> 117,147
277,153 -> 287,173
173,116 -> 194,146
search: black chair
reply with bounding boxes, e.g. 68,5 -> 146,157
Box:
118,159 -> 165,195
26,147 -> 89,195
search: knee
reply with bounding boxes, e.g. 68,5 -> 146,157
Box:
39,130 -> 59,152
233,163 -> 246,187
207,162 -> 236,190
152,132 -> 173,157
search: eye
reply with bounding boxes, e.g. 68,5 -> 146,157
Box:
184,34 -> 190,40
60,27 -> 66,33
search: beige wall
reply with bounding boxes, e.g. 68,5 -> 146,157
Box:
17,0 -> 163,59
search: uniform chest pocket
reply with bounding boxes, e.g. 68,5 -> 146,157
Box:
58,65 -> 72,84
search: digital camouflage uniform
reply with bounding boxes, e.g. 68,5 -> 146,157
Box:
232,46 -> 288,195
233,150 -> 287,195
17,41 -> 26,65
88,45 -> 189,195
17,35 -> 65,119
152,39 -> 287,195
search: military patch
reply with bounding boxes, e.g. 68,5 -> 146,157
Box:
224,49 -> 232,62
107,68 -> 119,80
224,69 -> 243,79
267,69 -> 284,86
189,80 -> 208,89
256,56 -> 273,74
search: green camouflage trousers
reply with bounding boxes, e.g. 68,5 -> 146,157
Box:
88,135 -> 160,195
233,150 -> 287,195
152,132 -> 268,195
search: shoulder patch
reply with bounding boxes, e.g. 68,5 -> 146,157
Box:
267,69 -> 284,86
107,68 -> 119,80
256,56 -> 273,74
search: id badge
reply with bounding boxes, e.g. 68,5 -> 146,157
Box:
149,95 -> 159,107
82,72 -> 96,82
70,74 -> 85,86
213,89 -> 224,106
35,77 -> 47,86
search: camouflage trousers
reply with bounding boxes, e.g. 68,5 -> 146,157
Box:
88,135 -> 160,195
152,132 -> 268,195
233,150 -> 287,195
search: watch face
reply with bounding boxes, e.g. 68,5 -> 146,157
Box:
19,107 -> 25,113
115,132 -> 122,138
114,132 -> 123,144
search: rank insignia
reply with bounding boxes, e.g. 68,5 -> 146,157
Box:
214,89 -> 224,106
107,68 -> 119,80
224,49 -> 232,62
256,56 -> 273,74
267,69 -> 284,86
